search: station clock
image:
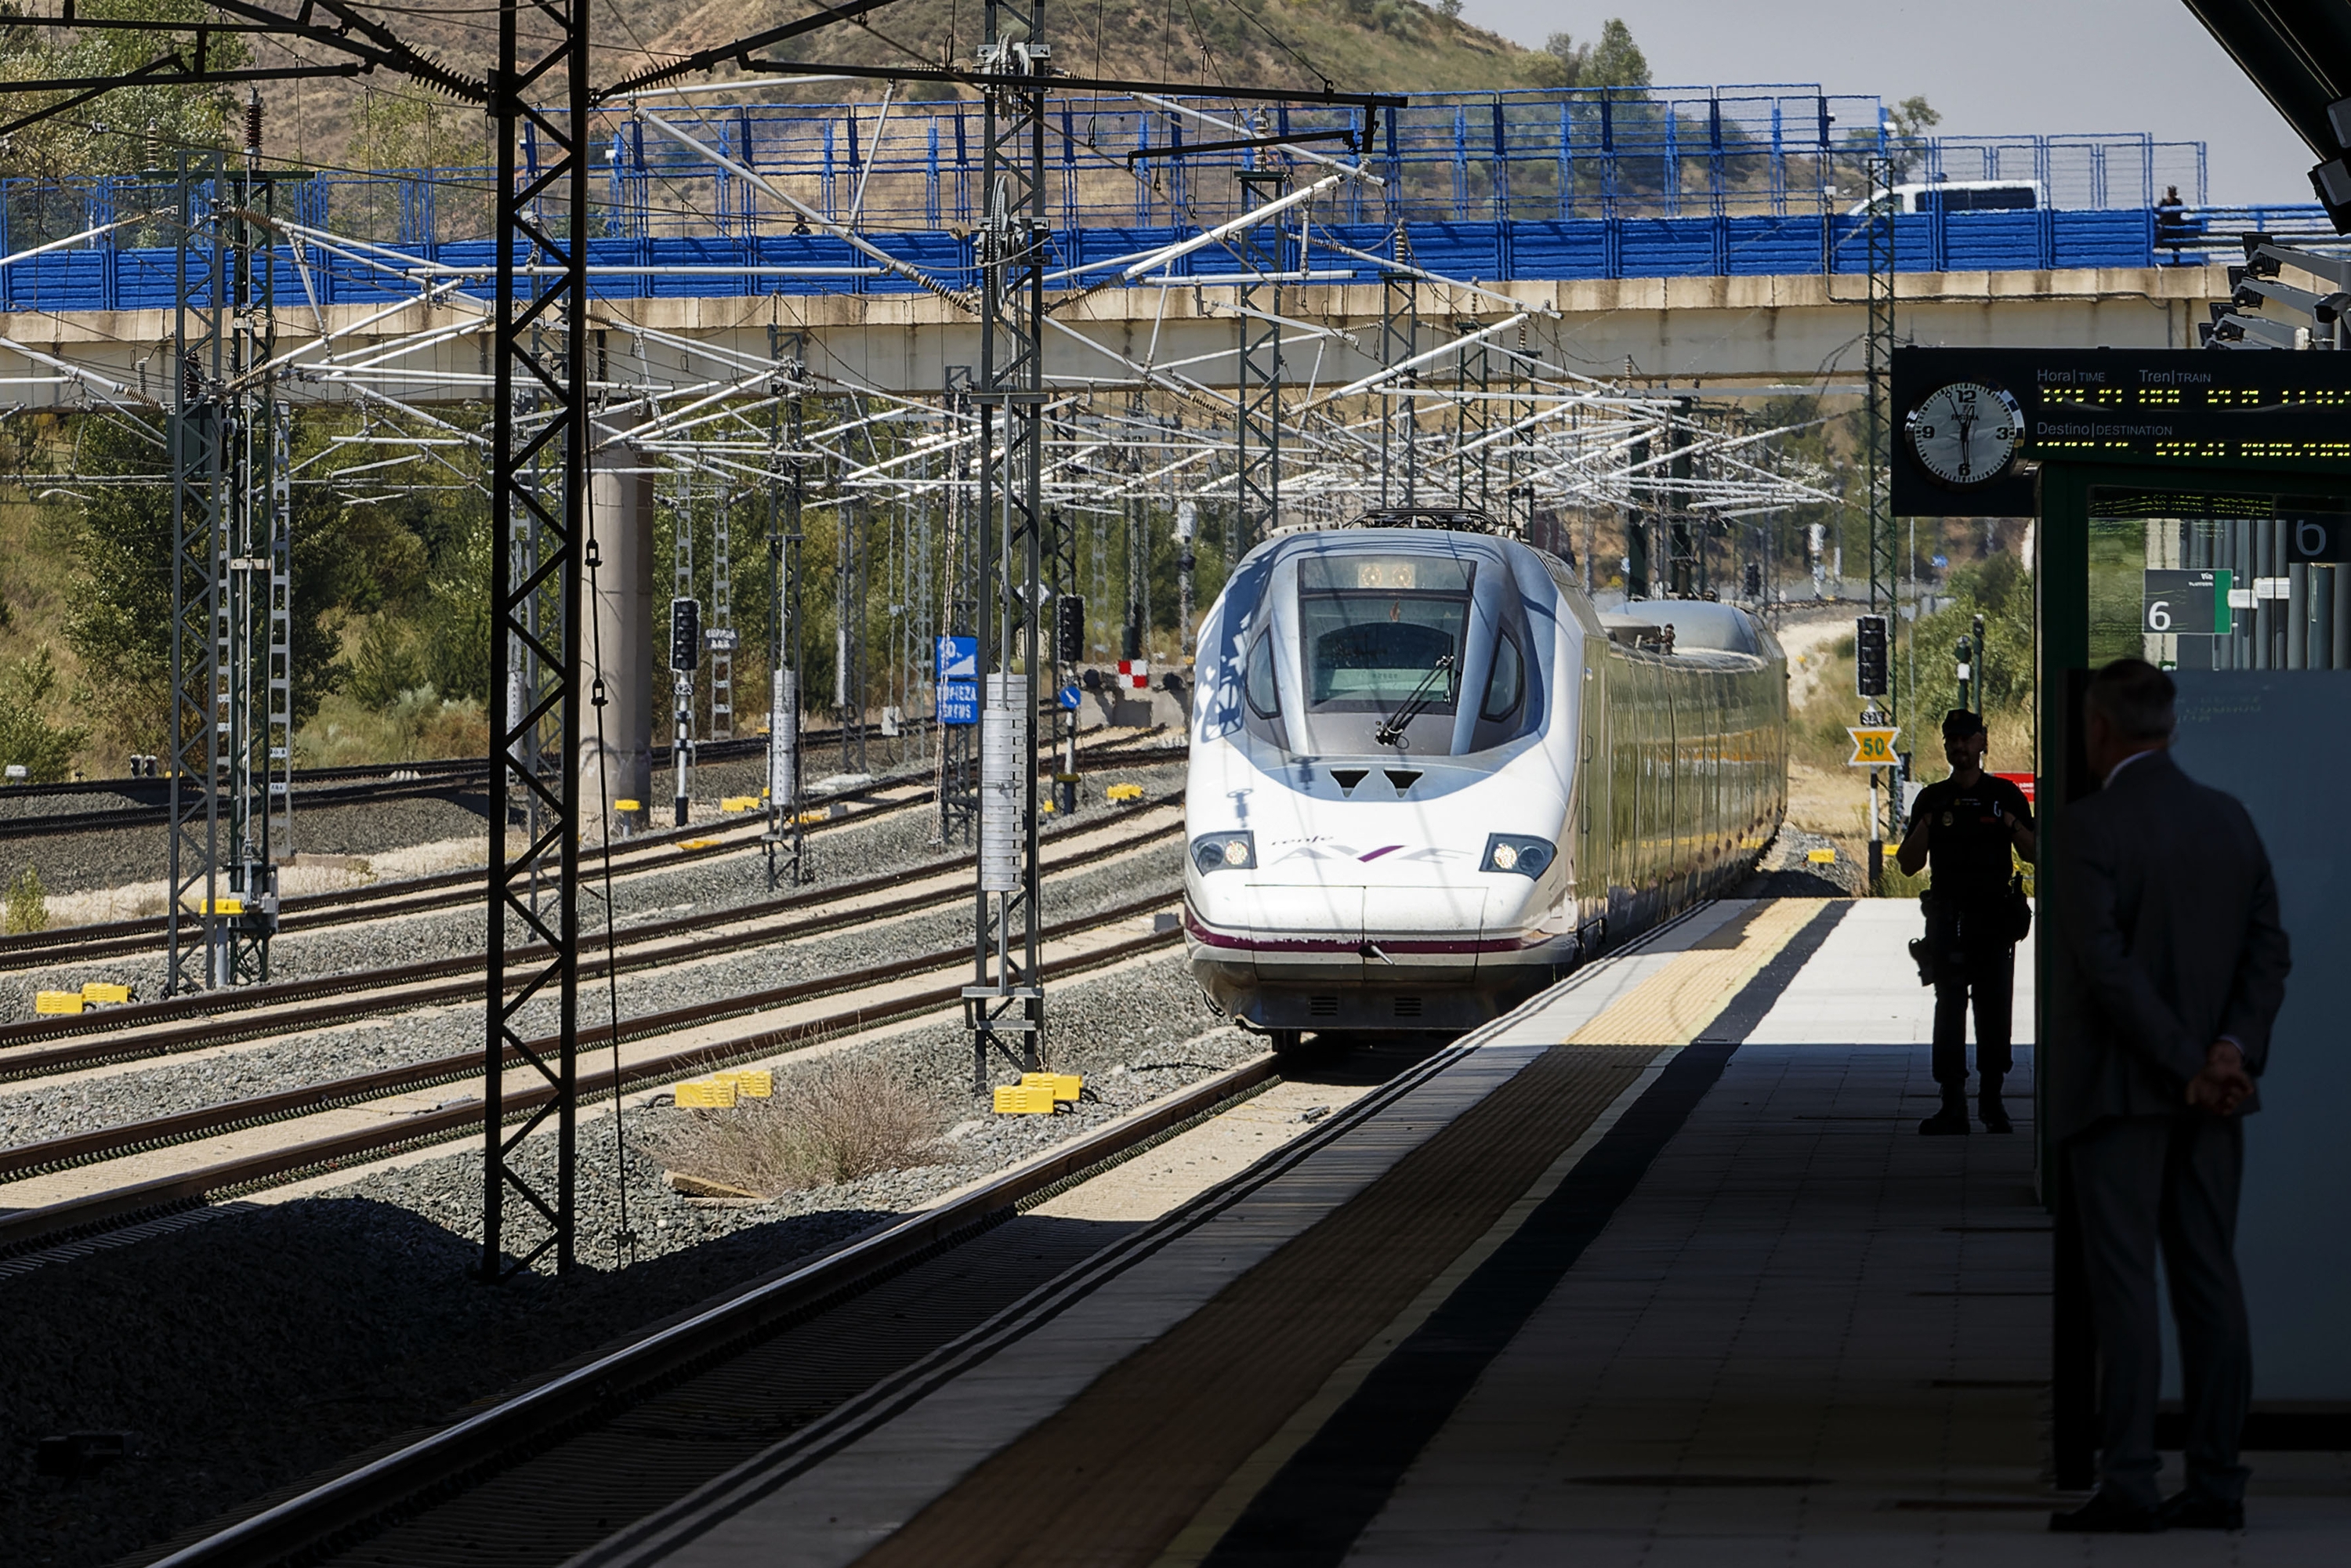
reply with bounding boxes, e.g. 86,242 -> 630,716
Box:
1904,380 -> 2023,489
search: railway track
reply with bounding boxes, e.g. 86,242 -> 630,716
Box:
0,735 -> 1184,970
130,1040 -> 1477,1568
0,798 -> 1184,1077
0,728 -> 813,842
0,708 -> 1167,842
0,825 -> 1190,1255
0,777 -> 933,970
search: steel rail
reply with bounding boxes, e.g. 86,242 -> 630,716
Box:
0,783 -> 929,969
0,806 -> 1183,1078
145,1042 -> 1295,1568
0,735 -> 1180,965
0,892 -> 1190,1254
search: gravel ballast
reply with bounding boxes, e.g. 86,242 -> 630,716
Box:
0,951 -> 1254,1568
0,834 -> 1185,1150
0,757 -> 1186,1016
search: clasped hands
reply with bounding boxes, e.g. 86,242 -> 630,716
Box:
2187,1041 -> 2253,1116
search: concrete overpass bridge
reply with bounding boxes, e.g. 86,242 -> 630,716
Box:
0,265 -> 2221,410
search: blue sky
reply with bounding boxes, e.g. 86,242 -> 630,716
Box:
1458,0 -> 2316,205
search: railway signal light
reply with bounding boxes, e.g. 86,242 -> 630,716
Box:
1855,614 -> 1889,697
1056,593 -> 1085,664
669,597 -> 702,672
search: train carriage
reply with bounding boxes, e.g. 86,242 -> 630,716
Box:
1183,523 -> 1788,1045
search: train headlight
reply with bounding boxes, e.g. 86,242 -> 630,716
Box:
1481,834 -> 1553,878
1193,831 -> 1256,874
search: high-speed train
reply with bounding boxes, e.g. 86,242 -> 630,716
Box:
1184,523 -> 1788,1045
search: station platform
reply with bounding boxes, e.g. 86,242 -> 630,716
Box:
583,896 -> 2351,1567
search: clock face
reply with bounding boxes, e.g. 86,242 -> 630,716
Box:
1906,381 -> 2023,487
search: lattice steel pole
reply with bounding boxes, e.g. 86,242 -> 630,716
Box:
1502,320 -> 1534,540
484,0 -> 589,1280
711,480 -> 734,740
1378,224 -> 1418,509
1455,317 -> 1490,514
1863,148 -> 1898,885
766,331 -> 807,889
263,400 -> 293,877
167,149 -> 226,998
965,0 -> 1049,1095
1234,166 -> 1284,552
219,122 -> 284,987
1865,150 -> 1897,664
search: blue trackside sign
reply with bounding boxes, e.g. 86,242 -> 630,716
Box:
936,680 -> 979,725
936,636 -> 978,681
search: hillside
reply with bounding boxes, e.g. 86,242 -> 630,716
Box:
255,0 -> 1556,176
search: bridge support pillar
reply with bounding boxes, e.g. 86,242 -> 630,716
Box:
584,440 -> 654,827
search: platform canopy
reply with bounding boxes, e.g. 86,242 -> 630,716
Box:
2183,2 -> 2351,164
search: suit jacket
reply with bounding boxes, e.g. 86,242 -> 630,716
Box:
2050,750 -> 2290,1142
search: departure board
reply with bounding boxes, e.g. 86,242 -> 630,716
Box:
1891,347 -> 2351,516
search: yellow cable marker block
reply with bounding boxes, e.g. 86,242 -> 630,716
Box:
1020,1071 -> 1082,1103
1105,782 -> 1144,803
614,798 -> 643,813
680,838 -> 721,850
34,990 -> 84,1016
992,1083 -> 1058,1114
716,1069 -> 773,1098
675,1078 -> 738,1109
1806,848 -> 1838,864
80,983 -> 132,1005
720,796 -> 760,812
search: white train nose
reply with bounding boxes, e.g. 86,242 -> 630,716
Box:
1228,880 -> 1494,980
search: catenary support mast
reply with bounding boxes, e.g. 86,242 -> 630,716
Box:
965,0 -> 1049,1095
483,0 -> 589,1279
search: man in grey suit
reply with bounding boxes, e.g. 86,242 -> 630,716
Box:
2050,658 -> 2290,1534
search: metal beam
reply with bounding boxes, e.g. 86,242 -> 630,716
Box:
1233,166 -> 1286,553
965,0 -> 1049,1097
483,0 -> 589,1280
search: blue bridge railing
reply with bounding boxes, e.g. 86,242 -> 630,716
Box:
0,84 -> 2241,311
0,206 -> 2288,317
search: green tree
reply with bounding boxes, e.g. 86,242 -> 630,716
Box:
2,866 -> 48,936
1907,552 -> 2035,728
1528,31 -> 1588,89
0,650 -> 90,782
60,412 -> 349,740
1889,95 -> 1942,143
0,0 -> 245,194
1584,19 -> 1651,89
418,510 -> 494,704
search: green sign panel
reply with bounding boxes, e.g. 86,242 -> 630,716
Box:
2143,567 -> 2234,637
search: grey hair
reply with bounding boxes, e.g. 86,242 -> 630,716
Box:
2085,657 -> 2176,741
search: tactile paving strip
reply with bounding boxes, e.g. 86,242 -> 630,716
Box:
853,1043 -> 1659,1568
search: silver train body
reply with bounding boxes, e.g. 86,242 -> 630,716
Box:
1184,527 -> 1788,1037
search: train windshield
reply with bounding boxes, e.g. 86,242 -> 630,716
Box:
1296,556 -> 1473,713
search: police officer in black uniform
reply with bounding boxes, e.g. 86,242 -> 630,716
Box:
1896,709 -> 2037,1135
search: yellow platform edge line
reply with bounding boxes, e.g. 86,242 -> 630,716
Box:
1563,899 -> 1822,1047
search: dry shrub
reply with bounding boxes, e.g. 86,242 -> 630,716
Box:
655,1054 -> 950,1198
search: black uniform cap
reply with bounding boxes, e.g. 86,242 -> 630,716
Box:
1942,708 -> 1987,742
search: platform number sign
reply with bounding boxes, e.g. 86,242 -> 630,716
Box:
2143,569 -> 2233,637
1847,726 -> 1901,768
2283,516 -> 2351,563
